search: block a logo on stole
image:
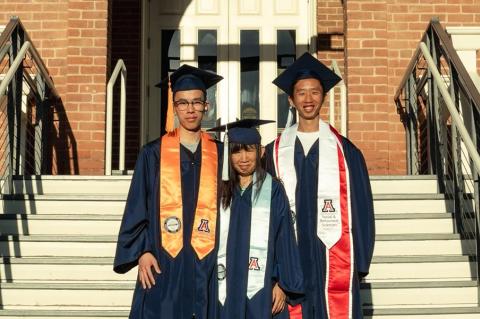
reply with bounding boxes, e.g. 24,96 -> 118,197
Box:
197,218 -> 211,233
321,199 -> 336,213
248,257 -> 261,271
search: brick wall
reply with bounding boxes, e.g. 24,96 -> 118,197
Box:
335,0 -> 480,175
0,0 -> 109,174
66,0 -> 108,174
317,0 -> 346,129
2,1 -> 479,175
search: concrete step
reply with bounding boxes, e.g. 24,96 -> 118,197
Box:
0,309 -> 127,319
0,214 -> 122,236
0,257 -> 136,282
1,306 -> 480,318
370,175 -> 438,194
3,171 -> 451,196
0,213 -> 458,236
1,305 -> 130,311
12,175 -> 438,196
375,213 -> 456,234
363,306 -> 480,319
0,233 -> 473,258
1,255 -> 474,283
0,235 -> 117,257
0,282 -> 134,307
368,255 -> 476,282
374,194 -> 450,214
373,233 -> 474,256
11,176 -> 131,195
0,193 -> 452,216
0,280 -> 476,308
360,280 -> 478,306
0,194 -> 126,215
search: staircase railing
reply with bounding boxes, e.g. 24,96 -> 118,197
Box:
0,17 -> 65,193
394,17 -> 480,303
105,59 -> 126,175
329,60 -> 347,137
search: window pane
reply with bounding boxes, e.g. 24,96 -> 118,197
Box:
198,30 -> 218,128
162,30 -> 180,75
277,30 -> 296,129
240,30 -> 259,120
161,30 -> 180,134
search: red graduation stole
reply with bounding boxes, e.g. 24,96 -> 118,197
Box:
159,129 -> 218,260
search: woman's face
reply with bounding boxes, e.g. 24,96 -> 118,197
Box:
231,145 -> 257,177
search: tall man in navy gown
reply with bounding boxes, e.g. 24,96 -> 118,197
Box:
114,65 -> 223,319
264,53 -> 375,319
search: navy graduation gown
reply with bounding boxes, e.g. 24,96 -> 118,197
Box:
215,178 -> 304,319
114,138 -> 221,319
264,136 -> 375,319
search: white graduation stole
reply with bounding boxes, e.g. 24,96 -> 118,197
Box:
218,173 -> 272,305
274,121 -> 343,248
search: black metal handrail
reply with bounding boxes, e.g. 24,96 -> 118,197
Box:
394,18 -> 480,304
395,18 -> 480,117
0,17 -> 77,193
0,17 -> 59,98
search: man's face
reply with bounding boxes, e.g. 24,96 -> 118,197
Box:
173,89 -> 208,132
288,78 -> 324,121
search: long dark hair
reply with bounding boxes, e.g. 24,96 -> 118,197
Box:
221,143 -> 266,209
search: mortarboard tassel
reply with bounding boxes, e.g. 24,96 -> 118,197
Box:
165,80 -> 175,132
222,127 -> 229,181
285,105 -> 296,128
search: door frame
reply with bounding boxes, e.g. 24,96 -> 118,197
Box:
140,0 -> 318,145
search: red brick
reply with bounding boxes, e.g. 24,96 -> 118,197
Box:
69,1 -> 95,11
82,11 -> 107,20
349,11 -> 373,20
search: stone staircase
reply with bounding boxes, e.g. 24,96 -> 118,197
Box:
0,175 -> 479,318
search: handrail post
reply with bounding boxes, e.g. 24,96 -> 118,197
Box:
329,85 -> 335,127
119,67 -> 126,173
105,83 -> 113,175
105,59 -> 127,175
330,60 -> 347,136
340,81 -> 347,137
475,168 -> 480,304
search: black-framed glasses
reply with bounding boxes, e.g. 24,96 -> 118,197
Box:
173,99 -> 206,111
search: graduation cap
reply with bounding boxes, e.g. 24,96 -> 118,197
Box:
155,64 -> 223,93
207,119 -> 274,181
272,52 -> 342,96
155,64 -> 223,131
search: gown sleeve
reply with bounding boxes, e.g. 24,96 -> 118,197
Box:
343,139 -> 375,278
113,145 -> 155,274
271,181 -> 304,304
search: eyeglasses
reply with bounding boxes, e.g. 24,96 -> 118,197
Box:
173,99 -> 206,111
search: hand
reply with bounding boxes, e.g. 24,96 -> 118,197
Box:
138,252 -> 161,289
272,282 -> 286,315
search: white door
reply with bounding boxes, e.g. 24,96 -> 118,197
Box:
144,0 -> 315,144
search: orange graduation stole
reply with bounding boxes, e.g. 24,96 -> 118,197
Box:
159,129 -> 218,260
